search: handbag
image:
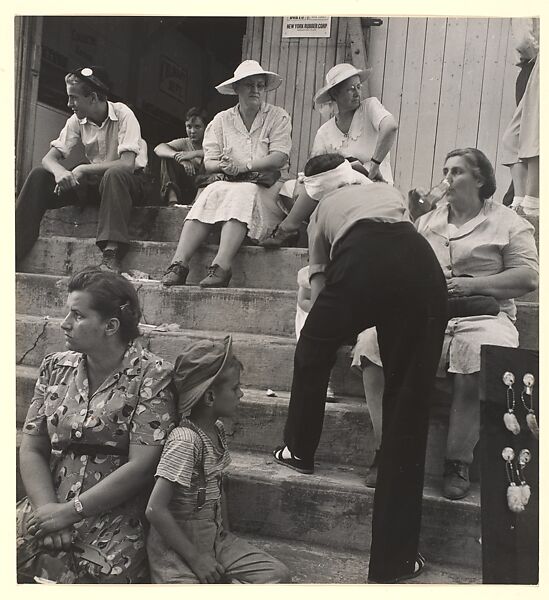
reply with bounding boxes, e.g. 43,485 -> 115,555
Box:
447,295 -> 500,319
227,170 -> 281,188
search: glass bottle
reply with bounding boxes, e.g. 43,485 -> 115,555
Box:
418,178 -> 450,210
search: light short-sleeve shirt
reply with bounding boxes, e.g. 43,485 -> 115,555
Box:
311,97 -> 394,184
155,419 -> 231,510
203,102 -> 292,171
416,199 -> 539,320
307,182 -> 410,279
50,101 -> 148,170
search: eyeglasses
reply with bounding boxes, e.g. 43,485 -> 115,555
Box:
69,67 -> 110,94
342,82 -> 362,93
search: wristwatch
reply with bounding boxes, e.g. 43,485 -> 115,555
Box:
73,495 -> 85,516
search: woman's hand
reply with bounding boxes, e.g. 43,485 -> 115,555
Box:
219,156 -> 244,177
27,502 -> 78,537
39,528 -> 75,552
189,553 -> 226,584
447,277 -> 477,297
366,161 -> 386,182
408,188 -> 433,221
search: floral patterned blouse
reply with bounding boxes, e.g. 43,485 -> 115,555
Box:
17,342 -> 177,583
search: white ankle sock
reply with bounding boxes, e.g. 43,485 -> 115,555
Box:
282,446 -> 301,460
510,195 -> 524,208
522,195 -> 539,215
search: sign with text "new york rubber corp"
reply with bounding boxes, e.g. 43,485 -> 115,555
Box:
282,17 -> 332,38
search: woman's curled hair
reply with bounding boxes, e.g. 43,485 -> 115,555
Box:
68,268 -> 141,343
445,147 -> 496,200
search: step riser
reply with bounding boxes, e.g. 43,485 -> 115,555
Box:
15,274 -> 540,348
39,207 -> 540,251
16,368 -> 455,477
40,206 -> 191,243
21,238 -> 309,291
225,472 -> 481,569
16,318 -> 363,397
16,274 -> 297,337
14,440 -> 480,570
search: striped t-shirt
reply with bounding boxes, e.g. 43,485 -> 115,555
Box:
155,419 -> 231,508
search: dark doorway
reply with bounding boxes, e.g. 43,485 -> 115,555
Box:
36,16 -> 247,182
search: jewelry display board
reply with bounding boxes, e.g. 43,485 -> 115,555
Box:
479,345 -> 539,584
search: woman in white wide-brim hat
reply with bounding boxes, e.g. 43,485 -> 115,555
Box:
261,62 -> 398,248
161,60 -> 292,288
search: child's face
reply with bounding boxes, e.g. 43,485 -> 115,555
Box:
186,117 -> 205,144
211,363 -> 243,418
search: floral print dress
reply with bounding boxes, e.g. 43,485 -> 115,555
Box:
16,342 -> 176,583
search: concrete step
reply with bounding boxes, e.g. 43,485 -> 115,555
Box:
15,273 -> 540,348
16,272 -> 297,338
38,205 -> 540,247
20,236 -> 308,291
16,364 -> 453,476
15,314 -> 363,397
15,365 -> 371,468
244,533 -> 481,583
40,205 -> 192,243
13,428 -> 481,570
226,451 -> 481,570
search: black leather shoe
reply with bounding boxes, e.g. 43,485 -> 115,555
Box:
442,459 -> 470,500
199,264 -> 232,288
162,262 -> 189,286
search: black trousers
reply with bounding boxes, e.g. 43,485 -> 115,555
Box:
283,221 -> 447,581
15,166 -> 146,265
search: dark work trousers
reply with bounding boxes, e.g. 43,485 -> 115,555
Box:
283,221 -> 447,582
159,158 -> 198,205
15,166 -> 146,265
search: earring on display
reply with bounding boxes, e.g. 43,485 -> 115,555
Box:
516,448 -> 532,508
521,373 -> 539,439
502,447 -> 524,513
502,371 -> 520,435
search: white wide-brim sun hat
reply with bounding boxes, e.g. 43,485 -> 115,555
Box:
215,60 -> 283,96
314,63 -> 372,105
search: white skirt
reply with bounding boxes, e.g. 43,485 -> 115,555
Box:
351,313 -> 519,376
185,180 -> 284,241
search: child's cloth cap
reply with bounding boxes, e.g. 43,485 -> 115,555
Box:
173,335 -> 233,417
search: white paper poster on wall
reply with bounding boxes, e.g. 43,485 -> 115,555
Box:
282,17 -> 331,38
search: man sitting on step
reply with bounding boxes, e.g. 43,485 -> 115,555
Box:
15,66 -> 149,274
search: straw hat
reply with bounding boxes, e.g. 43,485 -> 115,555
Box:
314,63 -> 372,105
173,335 -> 233,417
215,60 -> 283,96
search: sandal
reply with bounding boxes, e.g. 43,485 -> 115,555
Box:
273,445 -> 314,474
368,553 -> 426,584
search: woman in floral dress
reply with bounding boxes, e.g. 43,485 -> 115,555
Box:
17,268 -> 176,583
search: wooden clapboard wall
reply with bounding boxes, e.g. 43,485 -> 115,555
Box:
368,16 -> 517,201
243,17 -> 354,178
244,17 -> 518,202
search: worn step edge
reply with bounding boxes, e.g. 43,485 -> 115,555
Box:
16,364 -> 456,475
243,533 -> 481,584
15,366 -> 374,468
39,205 -> 540,248
14,431 -> 480,569
21,236 -> 309,291
15,314 -> 364,397
215,451 -> 481,569
16,272 -> 298,338
15,273 -> 541,347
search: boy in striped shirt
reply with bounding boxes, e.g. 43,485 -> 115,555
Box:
146,336 -> 290,584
